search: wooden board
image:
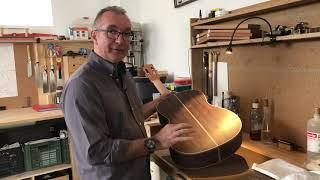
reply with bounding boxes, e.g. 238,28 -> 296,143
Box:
0,43 -> 38,109
192,39 -> 320,150
191,0 -> 319,26
152,147 -> 271,180
36,42 -> 93,105
192,32 -> 320,49
0,107 -> 63,128
0,41 -> 93,108
146,117 -> 306,167
2,164 -> 71,180
190,1 -> 320,150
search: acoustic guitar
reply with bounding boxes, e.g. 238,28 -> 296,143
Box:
144,64 -> 242,169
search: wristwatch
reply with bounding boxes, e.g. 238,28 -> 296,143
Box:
144,138 -> 157,153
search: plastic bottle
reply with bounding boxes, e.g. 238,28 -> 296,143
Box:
306,107 -> 320,171
261,99 -> 272,144
250,99 -> 262,141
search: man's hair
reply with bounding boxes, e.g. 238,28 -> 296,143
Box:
93,6 -> 127,28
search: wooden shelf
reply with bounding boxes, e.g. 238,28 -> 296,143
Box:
0,39 -> 92,44
0,108 -> 63,128
0,38 -> 35,43
191,31 -> 320,49
39,39 -> 92,43
2,164 -> 71,180
191,0 -> 319,26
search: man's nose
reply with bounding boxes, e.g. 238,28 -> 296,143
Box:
115,34 -> 125,43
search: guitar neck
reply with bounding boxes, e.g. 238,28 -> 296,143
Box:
152,79 -> 171,95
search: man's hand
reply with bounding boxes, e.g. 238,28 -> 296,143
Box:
158,91 -> 175,101
153,123 -> 193,150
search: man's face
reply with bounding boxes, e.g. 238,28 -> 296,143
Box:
92,11 -> 131,63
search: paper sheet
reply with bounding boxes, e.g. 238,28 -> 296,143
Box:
0,43 -> 18,98
212,62 -> 228,106
217,62 -> 229,96
252,159 -> 306,179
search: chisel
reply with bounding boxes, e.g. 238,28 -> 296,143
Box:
27,45 -> 32,78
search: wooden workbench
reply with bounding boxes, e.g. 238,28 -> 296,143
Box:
152,148 -> 272,180
0,108 -> 70,180
1,109 -> 307,179
0,107 -> 63,128
146,118 -> 307,179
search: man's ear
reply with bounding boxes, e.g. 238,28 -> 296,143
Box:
91,30 -> 98,43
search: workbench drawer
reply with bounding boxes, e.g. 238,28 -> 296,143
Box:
68,56 -> 87,65
63,55 -> 87,81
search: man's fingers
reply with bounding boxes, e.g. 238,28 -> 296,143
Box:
174,128 -> 194,137
172,136 -> 193,144
171,123 -> 193,131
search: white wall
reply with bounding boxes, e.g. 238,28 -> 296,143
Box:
50,0 -> 140,36
50,0 -> 116,35
135,0 -> 268,77
49,0 -> 269,77
119,0 -> 141,23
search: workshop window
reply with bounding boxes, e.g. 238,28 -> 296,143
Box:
0,0 -> 53,26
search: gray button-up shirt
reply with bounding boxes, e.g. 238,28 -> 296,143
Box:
61,52 -> 150,180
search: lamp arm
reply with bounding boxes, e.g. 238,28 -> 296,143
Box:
228,16 -> 274,48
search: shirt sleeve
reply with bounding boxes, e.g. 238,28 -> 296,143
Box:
61,79 -> 134,166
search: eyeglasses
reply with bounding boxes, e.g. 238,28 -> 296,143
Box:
95,29 -> 133,41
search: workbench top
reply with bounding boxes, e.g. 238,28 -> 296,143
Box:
0,108 -> 63,128
152,147 -> 273,180
145,117 -> 307,179
150,133 -> 307,180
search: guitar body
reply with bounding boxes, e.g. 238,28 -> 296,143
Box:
143,64 -> 242,169
157,90 -> 242,169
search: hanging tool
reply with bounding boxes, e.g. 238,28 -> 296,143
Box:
202,52 -> 209,98
49,49 -> 57,92
56,59 -> 63,87
207,51 -> 213,103
54,45 -> 64,87
33,43 -> 41,87
212,51 -> 220,106
42,50 -> 49,93
26,45 -> 32,78
42,65 -> 49,93
47,44 -> 57,93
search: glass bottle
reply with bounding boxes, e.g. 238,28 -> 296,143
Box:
261,99 -> 272,144
250,99 -> 262,141
306,107 -> 320,171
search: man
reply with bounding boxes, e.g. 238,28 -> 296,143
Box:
61,6 -> 193,180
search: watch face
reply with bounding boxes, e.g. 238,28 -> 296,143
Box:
145,138 -> 156,150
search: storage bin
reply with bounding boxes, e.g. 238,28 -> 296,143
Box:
60,138 -> 70,164
24,137 -> 62,171
0,143 -> 25,177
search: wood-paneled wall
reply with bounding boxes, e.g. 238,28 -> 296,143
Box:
0,43 -> 38,109
191,1 -> 320,149
0,41 -> 93,109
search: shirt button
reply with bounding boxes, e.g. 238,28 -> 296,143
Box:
139,122 -> 142,126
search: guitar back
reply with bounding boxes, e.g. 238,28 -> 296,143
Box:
144,64 -> 243,168
157,90 -> 242,153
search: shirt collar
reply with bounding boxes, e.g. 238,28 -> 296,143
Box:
88,51 -> 126,78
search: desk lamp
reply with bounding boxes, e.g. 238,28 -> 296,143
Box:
226,16 -> 275,55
